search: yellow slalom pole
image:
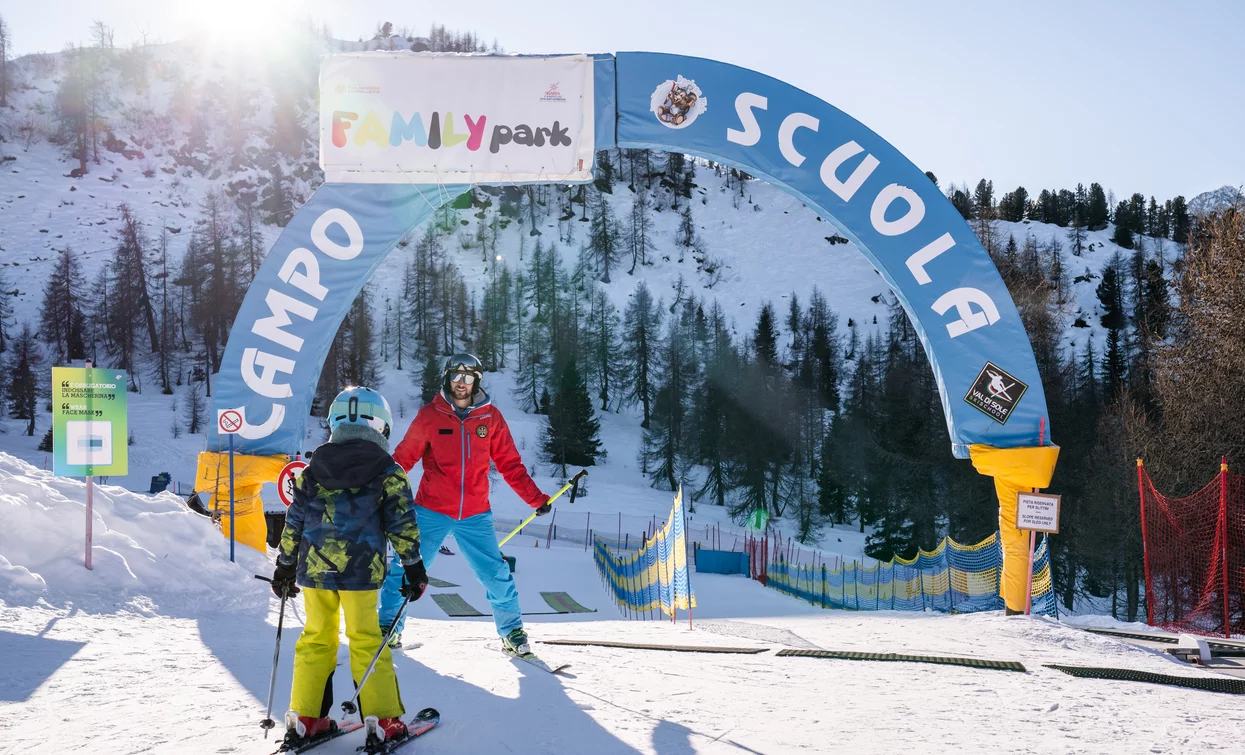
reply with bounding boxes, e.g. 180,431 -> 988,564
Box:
498,469 -> 587,548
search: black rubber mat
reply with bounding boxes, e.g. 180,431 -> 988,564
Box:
776,649 -> 1026,672
1045,664 -> 1245,694
540,592 -> 597,613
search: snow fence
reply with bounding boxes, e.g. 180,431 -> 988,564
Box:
592,490 -> 696,619
764,532 -> 1058,617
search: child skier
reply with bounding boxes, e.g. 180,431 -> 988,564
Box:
270,386 -> 429,748
380,354 -> 550,655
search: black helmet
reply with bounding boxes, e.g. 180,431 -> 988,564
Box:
442,353 -> 484,395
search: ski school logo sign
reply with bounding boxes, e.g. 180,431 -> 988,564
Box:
651,76 -> 706,129
964,362 -> 1028,425
320,52 -> 596,185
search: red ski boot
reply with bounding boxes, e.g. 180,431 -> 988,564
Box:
284,710 -> 335,741
365,715 -> 409,743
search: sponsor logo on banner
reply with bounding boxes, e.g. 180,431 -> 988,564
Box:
540,82 -> 566,103
650,75 -> 706,129
964,361 -> 1028,424
335,84 -> 382,95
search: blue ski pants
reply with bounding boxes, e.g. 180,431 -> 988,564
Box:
380,507 -> 522,638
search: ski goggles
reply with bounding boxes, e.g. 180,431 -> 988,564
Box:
449,372 -> 477,385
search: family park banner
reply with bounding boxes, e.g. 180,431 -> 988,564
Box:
319,53 -> 596,184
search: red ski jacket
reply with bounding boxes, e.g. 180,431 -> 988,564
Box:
392,391 -> 547,519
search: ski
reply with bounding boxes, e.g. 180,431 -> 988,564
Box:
357,708 -> 440,754
272,719 -> 364,754
501,646 -> 572,675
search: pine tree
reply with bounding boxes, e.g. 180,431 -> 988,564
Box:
0,268 -> 13,353
420,352 -> 441,404
39,249 -> 88,361
1111,201 -> 1134,248
585,284 -> 627,411
1087,183 -> 1110,230
676,204 -> 696,256
261,162 -> 295,226
642,314 -> 693,491
0,13 -> 10,107
753,303 -> 779,372
1097,253 -> 1127,399
114,204 -> 161,353
543,361 -> 602,475
589,190 -> 622,283
1169,196 -> 1190,242
183,380 -> 205,434
1066,215 -> 1087,257
512,323 -> 546,413
949,186 -> 975,220
6,323 -> 42,436
692,300 -> 735,508
622,281 -> 662,428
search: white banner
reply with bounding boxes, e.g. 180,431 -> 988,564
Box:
319,53 -> 595,184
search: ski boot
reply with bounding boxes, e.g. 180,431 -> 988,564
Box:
363,715 -> 409,749
283,710 -> 335,744
502,627 -> 530,656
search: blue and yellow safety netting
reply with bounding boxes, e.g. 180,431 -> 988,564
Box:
766,533 -> 1058,617
594,489 -> 697,617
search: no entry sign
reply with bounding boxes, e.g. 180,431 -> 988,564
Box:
277,460 -> 309,507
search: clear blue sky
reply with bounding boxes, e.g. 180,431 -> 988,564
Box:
8,1 -> 1243,201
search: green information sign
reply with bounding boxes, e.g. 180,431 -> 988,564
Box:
52,366 -> 128,477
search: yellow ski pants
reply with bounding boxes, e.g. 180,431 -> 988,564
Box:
291,588 -> 404,720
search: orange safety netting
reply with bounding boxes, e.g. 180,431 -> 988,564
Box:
1139,459 -> 1245,638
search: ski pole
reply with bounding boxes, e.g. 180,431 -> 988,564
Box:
341,596 -> 410,716
255,575 -> 289,738
497,469 -> 587,548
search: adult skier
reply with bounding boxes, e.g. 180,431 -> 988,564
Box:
381,353 -> 550,655
270,387 -> 429,748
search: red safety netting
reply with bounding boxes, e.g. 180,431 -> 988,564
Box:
1139,460 -> 1245,638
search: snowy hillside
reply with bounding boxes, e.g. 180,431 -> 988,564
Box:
0,33 -> 1196,574
1,452 -> 1242,755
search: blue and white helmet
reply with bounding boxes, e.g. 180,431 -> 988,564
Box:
327,386 -> 393,438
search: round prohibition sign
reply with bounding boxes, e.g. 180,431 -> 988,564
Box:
277,460 -> 309,507
219,410 -> 244,434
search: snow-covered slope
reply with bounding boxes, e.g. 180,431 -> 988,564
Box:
1,454 -> 1242,755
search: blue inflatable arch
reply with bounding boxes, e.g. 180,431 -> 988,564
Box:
211,52 -> 1050,459
206,52 -> 1058,610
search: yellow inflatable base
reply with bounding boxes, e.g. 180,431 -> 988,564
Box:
195,451 -> 289,553
969,444 -> 1060,613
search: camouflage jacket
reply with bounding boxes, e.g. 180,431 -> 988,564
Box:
278,436 -> 422,591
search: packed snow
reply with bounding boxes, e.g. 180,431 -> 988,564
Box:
2,453 -> 1243,754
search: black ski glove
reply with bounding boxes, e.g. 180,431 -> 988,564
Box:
535,502 -> 552,516
271,561 -> 299,598
401,560 -> 429,601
